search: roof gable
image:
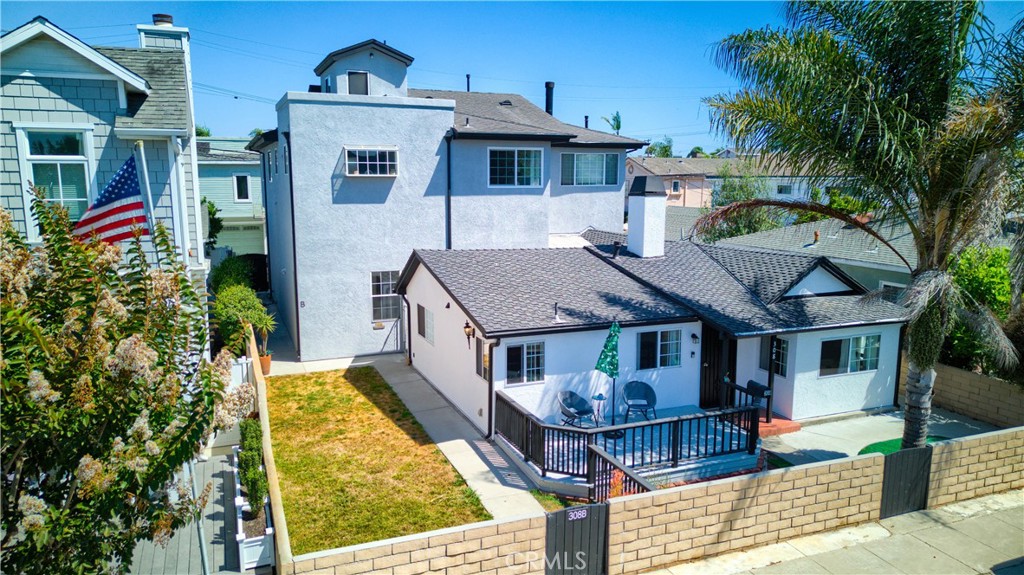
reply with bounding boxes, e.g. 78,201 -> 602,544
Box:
314,39 -> 413,75
1,16 -> 148,94
783,265 -> 858,298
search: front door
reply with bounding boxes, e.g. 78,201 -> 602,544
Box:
699,325 -> 736,408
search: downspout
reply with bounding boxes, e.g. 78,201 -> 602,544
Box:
401,293 -> 413,365
283,132 -> 301,360
894,324 -> 907,408
486,337 -> 501,438
444,129 -> 453,249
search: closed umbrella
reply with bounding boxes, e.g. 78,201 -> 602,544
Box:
595,321 -> 621,427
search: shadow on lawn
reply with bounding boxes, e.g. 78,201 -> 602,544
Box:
340,366 -> 436,447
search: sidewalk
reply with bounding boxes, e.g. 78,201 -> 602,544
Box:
265,333 -> 545,520
647,489 -> 1024,575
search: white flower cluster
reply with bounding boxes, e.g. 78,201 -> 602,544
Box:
109,334 -> 159,385
26,370 -> 60,404
17,494 -> 47,533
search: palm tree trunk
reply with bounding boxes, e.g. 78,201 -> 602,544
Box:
902,361 -> 935,449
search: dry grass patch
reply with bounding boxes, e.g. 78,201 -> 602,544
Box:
266,367 -> 491,555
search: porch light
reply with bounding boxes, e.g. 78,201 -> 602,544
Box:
691,333 -> 700,344
463,321 -> 475,348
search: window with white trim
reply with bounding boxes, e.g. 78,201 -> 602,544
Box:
559,153 -> 618,186
345,148 -> 398,176
777,184 -> 793,195
507,342 -> 544,384
475,337 -> 490,381
18,130 -> 92,223
234,174 -> 250,202
758,337 -> 789,377
371,271 -> 400,321
672,180 -> 680,193
489,148 -> 541,187
819,334 -> 880,376
416,304 -> 434,344
637,329 -> 682,370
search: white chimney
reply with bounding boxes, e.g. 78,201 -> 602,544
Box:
626,176 -> 666,258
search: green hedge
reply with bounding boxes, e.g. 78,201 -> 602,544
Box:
213,285 -> 271,355
210,255 -> 253,294
237,419 -> 267,509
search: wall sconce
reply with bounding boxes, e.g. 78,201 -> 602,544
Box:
463,321 -> 475,348
691,333 -> 700,345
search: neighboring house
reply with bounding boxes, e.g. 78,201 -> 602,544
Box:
196,137 -> 265,256
251,39 -> 644,362
397,182 -> 907,444
0,15 -> 205,275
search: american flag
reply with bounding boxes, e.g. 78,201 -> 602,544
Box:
73,155 -> 150,243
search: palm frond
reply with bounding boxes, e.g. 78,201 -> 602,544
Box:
955,306 -> 1019,370
899,270 -> 962,324
690,198 -> 914,271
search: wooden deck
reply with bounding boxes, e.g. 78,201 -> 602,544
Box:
129,454 -> 244,575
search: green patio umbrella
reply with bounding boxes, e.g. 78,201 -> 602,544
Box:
595,321 -> 621,426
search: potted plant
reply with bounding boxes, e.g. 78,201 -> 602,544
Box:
233,419 -> 275,569
251,312 -> 276,375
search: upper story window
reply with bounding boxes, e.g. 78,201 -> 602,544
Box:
15,127 -> 95,235
819,334 -> 880,377
637,329 -> 682,370
672,180 -> 680,193
371,271 -> 401,321
758,337 -> 789,378
348,71 -> 369,95
345,147 -> 398,177
560,153 -> 618,186
234,174 -> 251,202
507,342 -> 544,384
777,184 -> 793,195
489,148 -> 542,187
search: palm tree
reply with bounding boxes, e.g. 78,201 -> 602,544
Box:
696,1 -> 1023,449
602,111 -> 622,135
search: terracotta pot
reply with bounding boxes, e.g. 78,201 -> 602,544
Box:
258,354 -> 272,376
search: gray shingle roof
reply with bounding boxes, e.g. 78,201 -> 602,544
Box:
197,138 -> 260,163
664,206 -> 704,241
407,89 -> 644,148
720,218 -> 918,271
95,47 -> 189,130
629,156 -> 813,178
402,248 -> 696,336
699,244 -> 825,304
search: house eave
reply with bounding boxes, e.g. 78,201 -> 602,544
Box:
485,316 -> 700,339
733,317 -> 907,339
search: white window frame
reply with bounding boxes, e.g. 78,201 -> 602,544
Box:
344,146 -> 399,177
818,333 -> 881,378
506,341 -> 545,385
233,173 -> 252,203
879,280 -> 907,290
559,152 -> 618,186
758,337 -> 789,378
487,147 -> 543,188
13,122 -> 97,242
370,271 -> 401,322
637,329 -> 683,371
776,184 -> 793,195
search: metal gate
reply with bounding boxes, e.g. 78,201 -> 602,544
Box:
879,446 -> 932,519
545,503 -> 608,575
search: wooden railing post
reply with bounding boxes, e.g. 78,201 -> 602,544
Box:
748,407 -> 760,454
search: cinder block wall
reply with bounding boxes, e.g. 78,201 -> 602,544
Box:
928,428 -> 1024,508
899,360 -> 1024,428
606,455 -> 885,574
284,515 -> 546,575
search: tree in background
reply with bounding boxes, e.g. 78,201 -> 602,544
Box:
248,128 -> 264,138
943,246 -> 1013,373
645,136 -> 674,158
195,125 -> 211,137
1,194 -> 230,572
601,111 -> 621,135
794,186 -> 882,224
698,161 -> 784,242
202,197 -> 223,253
699,1 -> 1023,448
687,146 -> 708,158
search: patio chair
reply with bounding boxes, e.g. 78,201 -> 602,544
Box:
557,391 -> 596,428
623,380 -> 658,422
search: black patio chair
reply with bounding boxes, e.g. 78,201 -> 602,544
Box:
557,391 -> 596,428
623,380 -> 657,422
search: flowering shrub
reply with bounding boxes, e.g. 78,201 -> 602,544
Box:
0,194 -> 229,573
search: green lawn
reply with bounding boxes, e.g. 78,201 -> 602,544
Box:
858,436 -> 949,456
530,489 -> 576,512
266,367 -> 491,554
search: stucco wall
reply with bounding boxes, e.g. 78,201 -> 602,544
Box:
320,50 -> 409,97
496,321 -> 703,424
548,147 -> 626,234
263,137 -> 299,355
405,266 -> 490,433
287,94 -> 453,361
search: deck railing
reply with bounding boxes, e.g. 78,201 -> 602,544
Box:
587,445 -> 655,502
494,391 -> 760,480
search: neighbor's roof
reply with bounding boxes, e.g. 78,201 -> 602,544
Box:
397,248 -> 696,337
197,137 -> 260,163
628,156 -> 813,178
314,39 -> 414,75
664,206 -> 704,241
721,218 -> 918,271
95,47 -> 189,130
407,89 -> 645,148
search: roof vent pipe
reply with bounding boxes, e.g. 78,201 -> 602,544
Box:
612,241 -> 622,259
814,230 -> 820,244
585,115 -> 589,129
545,81 -> 555,115
466,74 -> 471,92
152,14 -> 174,26
553,302 -> 564,323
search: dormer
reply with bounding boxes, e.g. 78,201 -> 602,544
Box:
314,39 -> 413,97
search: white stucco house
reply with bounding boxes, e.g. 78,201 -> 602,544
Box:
250,39 -> 645,362
0,15 -> 205,275
396,180 -> 906,488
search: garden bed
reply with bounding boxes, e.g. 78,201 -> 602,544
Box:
265,367 -> 491,555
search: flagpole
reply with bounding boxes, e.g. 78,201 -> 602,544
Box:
134,140 -> 157,230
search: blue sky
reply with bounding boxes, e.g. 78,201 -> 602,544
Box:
5,2 -> 1022,155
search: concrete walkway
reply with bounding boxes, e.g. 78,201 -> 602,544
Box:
647,489 -> 1024,575
265,333 -> 545,519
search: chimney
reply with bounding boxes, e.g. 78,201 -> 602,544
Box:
138,14 -> 189,51
813,230 -> 820,244
585,115 -> 589,129
152,13 -> 174,26
545,81 -> 554,115
466,74 -> 471,92
626,177 -> 667,258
